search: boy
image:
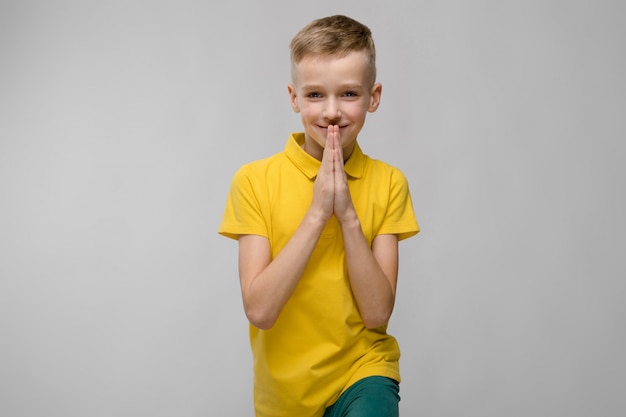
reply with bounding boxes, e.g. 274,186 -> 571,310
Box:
219,15 -> 419,417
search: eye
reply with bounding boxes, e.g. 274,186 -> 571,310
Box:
306,92 -> 322,98
343,91 -> 358,97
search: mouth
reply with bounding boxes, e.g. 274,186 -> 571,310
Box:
319,124 -> 347,131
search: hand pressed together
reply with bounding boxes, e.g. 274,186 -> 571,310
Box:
311,125 -> 358,225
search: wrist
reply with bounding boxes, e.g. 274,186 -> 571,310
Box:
305,207 -> 331,229
338,211 -> 360,230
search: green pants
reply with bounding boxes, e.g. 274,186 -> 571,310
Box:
323,376 -> 400,417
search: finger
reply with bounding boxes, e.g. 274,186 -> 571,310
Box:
326,125 -> 338,159
336,133 -> 344,166
325,125 -> 334,152
334,144 -> 347,183
327,126 -> 343,170
320,127 -> 333,168
326,125 -> 334,148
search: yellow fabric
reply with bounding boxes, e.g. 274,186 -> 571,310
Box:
219,133 -> 419,417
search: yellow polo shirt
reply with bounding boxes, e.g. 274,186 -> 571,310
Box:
219,133 -> 419,417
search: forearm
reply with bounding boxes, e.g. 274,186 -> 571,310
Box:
340,214 -> 396,329
240,210 -> 327,330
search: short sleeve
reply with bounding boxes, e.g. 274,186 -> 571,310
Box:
377,168 -> 419,241
218,165 -> 269,240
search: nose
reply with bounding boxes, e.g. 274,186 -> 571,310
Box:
323,97 -> 341,122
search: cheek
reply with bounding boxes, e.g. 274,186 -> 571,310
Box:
300,106 -> 318,122
345,104 -> 368,122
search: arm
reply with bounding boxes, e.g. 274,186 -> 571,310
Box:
238,217 -> 324,330
331,128 -> 399,328
341,223 -> 399,329
237,132 -> 336,330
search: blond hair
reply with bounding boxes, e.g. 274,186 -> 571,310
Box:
289,15 -> 377,85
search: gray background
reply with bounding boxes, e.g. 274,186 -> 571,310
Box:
1,0 -> 625,416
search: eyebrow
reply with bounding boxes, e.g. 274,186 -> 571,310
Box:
300,83 -> 364,91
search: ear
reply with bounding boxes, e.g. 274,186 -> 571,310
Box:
368,82 -> 382,113
287,83 -> 300,113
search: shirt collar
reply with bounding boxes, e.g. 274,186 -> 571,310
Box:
284,132 -> 366,180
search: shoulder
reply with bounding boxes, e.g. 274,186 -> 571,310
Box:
361,153 -> 410,185
232,151 -> 287,181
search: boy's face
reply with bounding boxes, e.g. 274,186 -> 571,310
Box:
288,51 -> 382,161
